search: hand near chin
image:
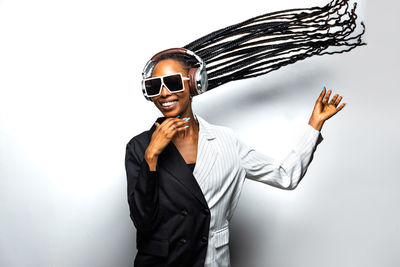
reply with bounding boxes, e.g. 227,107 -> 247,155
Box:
145,117 -> 189,170
308,87 -> 346,131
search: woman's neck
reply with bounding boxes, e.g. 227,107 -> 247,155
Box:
173,112 -> 199,141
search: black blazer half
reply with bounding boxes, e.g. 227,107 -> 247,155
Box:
125,117 -> 211,267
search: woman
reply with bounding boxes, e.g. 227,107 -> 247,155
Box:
125,54 -> 344,267
126,1 -> 364,265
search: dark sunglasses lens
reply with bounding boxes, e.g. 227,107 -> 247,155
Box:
164,74 -> 183,92
145,78 -> 162,96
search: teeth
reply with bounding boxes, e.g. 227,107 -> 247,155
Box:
161,101 -> 177,107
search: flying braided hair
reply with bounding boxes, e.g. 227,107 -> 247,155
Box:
152,0 -> 366,92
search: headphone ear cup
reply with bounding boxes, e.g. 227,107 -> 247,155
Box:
188,68 -> 199,96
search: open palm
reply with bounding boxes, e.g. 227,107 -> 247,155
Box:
309,87 -> 346,131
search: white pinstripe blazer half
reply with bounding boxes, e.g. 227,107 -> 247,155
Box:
192,113 -> 323,267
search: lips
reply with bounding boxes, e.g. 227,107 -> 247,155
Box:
161,100 -> 178,107
159,99 -> 178,111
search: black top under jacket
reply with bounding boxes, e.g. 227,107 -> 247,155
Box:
125,117 -> 211,267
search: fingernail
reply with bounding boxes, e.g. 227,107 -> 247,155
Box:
184,125 -> 189,128
176,115 -> 180,118
183,117 -> 190,121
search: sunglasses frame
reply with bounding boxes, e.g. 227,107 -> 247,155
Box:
143,73 -> 190,98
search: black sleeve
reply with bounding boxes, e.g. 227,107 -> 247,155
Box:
125,141 -> 160,232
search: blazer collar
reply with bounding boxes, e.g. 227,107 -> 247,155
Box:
146,113 -> 217,209
195,113 -> 216,141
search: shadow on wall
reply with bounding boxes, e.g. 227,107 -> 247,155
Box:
193,62 -> 332,124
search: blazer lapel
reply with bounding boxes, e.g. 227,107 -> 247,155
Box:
146,116 -> 215,209
193,115 -> 218,189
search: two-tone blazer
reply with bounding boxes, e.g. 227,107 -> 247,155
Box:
125,113 -> 323,267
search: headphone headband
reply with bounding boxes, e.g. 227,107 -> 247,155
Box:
150,48 -> 189,61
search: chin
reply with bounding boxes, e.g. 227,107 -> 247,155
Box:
159,107 -> 181,118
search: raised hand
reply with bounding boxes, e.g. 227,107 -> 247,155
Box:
145,117 -> 189,170
308,86 -> 346,131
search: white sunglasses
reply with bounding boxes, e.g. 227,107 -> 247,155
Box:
143,73 -> 190,98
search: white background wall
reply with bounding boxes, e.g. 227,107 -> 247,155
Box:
1,0 -> 399,266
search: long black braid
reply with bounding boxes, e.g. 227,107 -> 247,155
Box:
178,0 -> 366,90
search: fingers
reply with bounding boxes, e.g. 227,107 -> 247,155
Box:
334,95 -> 343,106
336,103 -> 346,112
328,92 -> 344,110
318,87 -> 335,105
323,89 -> 331,104
316,86 -> 326,103
329,94 -> 339,105
165,118 -> 189,130
170,120 -> 190,131
319,86 -> 346,108
155,117 -> 190,138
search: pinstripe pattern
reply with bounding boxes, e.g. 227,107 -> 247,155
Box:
192,114 -> 323,267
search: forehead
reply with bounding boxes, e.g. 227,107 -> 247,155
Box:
152,59 -> 187,77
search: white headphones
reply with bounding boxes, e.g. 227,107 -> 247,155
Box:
141,48 -> 208,101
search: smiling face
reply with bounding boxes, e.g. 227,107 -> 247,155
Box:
151,58 -> 192,118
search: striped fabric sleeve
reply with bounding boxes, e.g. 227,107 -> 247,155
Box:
235,124 -> 323,190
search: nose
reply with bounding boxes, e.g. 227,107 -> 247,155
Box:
160,84 -> 171,97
